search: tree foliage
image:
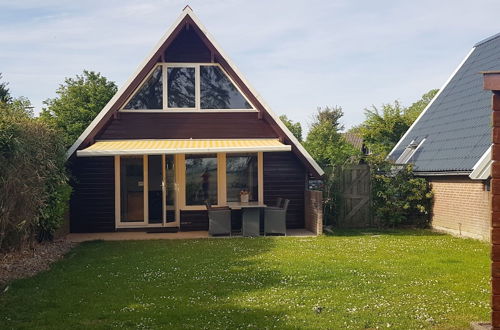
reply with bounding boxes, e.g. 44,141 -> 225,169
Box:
359,89 -> 438,159
279,115 -> 303,142
406,89 -> 438,123
0,98 -> 70,251
304,106 -> 360,225
371,161 -> 433,227
40,71 -> 117,146
304,106 -> 359,168
0,73 -> 12,104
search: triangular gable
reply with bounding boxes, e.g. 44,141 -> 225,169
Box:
66,7 -> 324,178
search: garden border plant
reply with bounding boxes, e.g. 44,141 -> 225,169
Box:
0,99 -> 71,251
369,159 -> 433,227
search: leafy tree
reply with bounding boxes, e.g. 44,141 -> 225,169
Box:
359,89 -> 437,160
371,161 -> 433,227
279,115 -> 303,142
304,106 -> 360,225
406,89 -> 438,123
359,101 -> 410,159
0,73 -> 12,104
40,71 -> 117,146
304,106 -> 359,168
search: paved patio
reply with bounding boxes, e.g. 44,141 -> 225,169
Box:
67,229 -> 316,242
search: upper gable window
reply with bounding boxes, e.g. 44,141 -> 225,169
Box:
124,66 -> 163,110
167,67 -> 195,108
122,64 -> 254,111
200,66 -> 251,109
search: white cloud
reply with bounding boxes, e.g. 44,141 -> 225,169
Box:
1,0 -> 500,131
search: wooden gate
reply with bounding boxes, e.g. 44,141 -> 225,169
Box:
337,164 -> 372,228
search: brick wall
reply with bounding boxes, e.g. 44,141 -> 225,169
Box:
305,190 -> 323,235
428,176 -> 491,241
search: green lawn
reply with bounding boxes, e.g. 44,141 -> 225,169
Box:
0,230 -> 490,329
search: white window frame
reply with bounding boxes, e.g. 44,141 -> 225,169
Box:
115,152 -> 264,225
178,152 -> 263,211
120,63 -> 257,112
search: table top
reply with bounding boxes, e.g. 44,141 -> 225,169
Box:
227,202 -> 267,210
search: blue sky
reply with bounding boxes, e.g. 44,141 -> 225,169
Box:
1,0 -> 500,132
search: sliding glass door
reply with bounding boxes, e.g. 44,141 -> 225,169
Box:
118,155 -> 178,227
120,156 -> 145,224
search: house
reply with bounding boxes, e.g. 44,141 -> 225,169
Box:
65,7 -> 324,235
342,132 -> 370,156
388,33 -> 500,240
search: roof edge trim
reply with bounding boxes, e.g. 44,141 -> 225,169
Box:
474,32 -> 500,47
469,145 -> 492,180
414,171 -> 472,176
387,46 -> 477,159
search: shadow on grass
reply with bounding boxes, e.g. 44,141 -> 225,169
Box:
0,237 -> 300,329
327,227 -> 446,237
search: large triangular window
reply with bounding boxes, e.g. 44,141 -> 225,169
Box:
124,66 -> 163,109
122,64 -> 253,111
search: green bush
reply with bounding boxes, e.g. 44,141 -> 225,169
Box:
371,161 -> 433,227
0,100 -> 71,251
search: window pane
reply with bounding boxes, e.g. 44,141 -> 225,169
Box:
200,66 -> 252,109
185,154 -> 218,205
124,66 -> 162,109
120,157 -> 144,222
148,155 -> 162,223
226,154 -> 258,202
165,155 -> 176,223
168,67 -> 195,108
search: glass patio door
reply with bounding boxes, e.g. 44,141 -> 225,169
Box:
164,155 -> 177,225
147,155 -> 177,226
119,155 -> 178,227
120,156 -> 146,224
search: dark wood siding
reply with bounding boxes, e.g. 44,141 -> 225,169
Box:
165,27 -> 211,63
264,152 -> 306,228
97,112 -> 277,140
180,210 -> 208,231
70,157 -> 115,232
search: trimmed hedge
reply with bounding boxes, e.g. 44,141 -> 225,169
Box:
0,100 -> 71,251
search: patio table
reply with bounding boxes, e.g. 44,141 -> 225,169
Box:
227,202 -> 267,237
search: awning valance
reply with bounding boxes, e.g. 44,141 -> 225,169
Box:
76,139 -> 291,157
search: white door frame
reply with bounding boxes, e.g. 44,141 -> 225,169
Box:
115,154 -> 180,229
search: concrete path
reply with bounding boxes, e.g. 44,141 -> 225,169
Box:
67,229 -> 316,242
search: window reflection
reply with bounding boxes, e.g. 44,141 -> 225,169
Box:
124,66 -> 163,109
185,154 -> 218,205
226,154 -> 258,202
200,66 -> 252,109
167,67 -> 195,108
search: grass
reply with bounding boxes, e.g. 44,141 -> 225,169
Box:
0,229 -> 490,329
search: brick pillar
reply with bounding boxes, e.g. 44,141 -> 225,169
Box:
305,190 -> 323,235
484,72 -> 500,329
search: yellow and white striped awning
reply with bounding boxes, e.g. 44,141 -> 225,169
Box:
76,139 -> 291,157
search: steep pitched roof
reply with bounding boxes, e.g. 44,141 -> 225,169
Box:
388,33 -> 499,175
66,7 -> 324,177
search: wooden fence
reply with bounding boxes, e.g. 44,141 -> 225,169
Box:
336,164 -> 372,228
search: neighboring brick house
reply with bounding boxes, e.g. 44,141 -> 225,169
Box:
388,34 -> 499,241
